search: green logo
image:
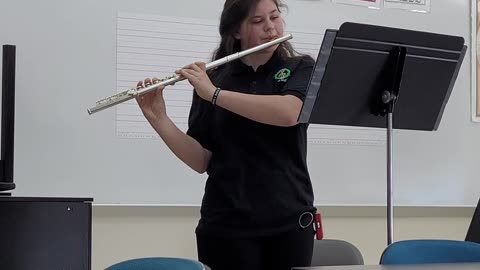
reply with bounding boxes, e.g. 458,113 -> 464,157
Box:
274,68 -> 291,82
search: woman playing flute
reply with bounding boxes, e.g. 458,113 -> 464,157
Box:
137,1 -> 316,269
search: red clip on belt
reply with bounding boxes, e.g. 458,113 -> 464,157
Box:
314,213 -> 323,240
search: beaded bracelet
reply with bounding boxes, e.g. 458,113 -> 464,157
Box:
211,87 -> 221,105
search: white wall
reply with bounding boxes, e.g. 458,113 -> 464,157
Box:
2,0 -> 478,207
92,206 -> 474,269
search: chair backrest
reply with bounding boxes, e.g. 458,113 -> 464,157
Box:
105,257 -> 208,270
380,239 -> 480,265
311,239 -> 364,266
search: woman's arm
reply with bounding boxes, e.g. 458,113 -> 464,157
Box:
136,80 -> 211,174
215,91 -> 302,127
149,116 -> 212,174
178,62 -> 304,127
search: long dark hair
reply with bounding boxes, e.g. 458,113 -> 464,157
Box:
212,0 -> 296,61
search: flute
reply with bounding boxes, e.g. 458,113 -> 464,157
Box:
87,34 -> 293,115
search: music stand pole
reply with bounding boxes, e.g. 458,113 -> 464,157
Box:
382,46 -> 405,245
387,112 -> 394,245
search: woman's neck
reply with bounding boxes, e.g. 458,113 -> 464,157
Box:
241,51 -> 274,71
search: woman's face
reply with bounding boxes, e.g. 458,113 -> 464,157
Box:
234,0 -> 284,52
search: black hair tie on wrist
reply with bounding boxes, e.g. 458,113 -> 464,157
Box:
212,87 -> 221,105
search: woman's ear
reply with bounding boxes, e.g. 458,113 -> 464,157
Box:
233,32 -> 241,39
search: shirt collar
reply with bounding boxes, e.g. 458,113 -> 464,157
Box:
231,51 -> 281,75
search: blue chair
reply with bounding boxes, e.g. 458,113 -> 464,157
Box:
380,239 -> 480,265
105,257 -> 210,270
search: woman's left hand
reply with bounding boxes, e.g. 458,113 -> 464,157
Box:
177,62 -> 216,102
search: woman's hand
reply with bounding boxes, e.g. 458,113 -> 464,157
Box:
177,62 -> 216,102
136,78 -> 167,123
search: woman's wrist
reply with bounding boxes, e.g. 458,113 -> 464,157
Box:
149,113 -> 172,131
145,110 -> 167,124
211,87 -> 221,105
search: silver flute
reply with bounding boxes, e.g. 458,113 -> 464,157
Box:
87,34 -> 293,114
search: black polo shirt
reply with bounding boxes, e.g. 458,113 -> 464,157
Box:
187,52 -> 316,238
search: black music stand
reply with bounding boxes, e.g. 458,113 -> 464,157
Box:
299,22 -> 467,245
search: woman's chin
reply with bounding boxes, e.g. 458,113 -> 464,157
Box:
263,45 -> 279,53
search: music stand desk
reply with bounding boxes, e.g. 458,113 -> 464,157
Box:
293,263 -> 480,270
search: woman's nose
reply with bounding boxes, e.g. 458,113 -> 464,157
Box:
264,19 -> 274,32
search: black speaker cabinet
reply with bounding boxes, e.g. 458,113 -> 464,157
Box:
0,197 -> 93,270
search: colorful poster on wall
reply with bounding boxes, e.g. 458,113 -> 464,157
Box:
383,0 -> 431,13
331,0 -> 382,9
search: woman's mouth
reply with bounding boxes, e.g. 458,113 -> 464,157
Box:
264,36 -> 278,42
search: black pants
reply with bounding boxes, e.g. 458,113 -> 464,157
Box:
196,227 -> 314,270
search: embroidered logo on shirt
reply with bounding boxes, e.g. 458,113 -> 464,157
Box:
274,68 -> 291,82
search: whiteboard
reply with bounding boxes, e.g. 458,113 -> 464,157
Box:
1,0 -> 479,206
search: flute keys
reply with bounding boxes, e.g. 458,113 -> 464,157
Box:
127,89 -> 137,95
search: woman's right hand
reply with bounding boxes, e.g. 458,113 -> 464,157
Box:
136,78 -> 167,123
